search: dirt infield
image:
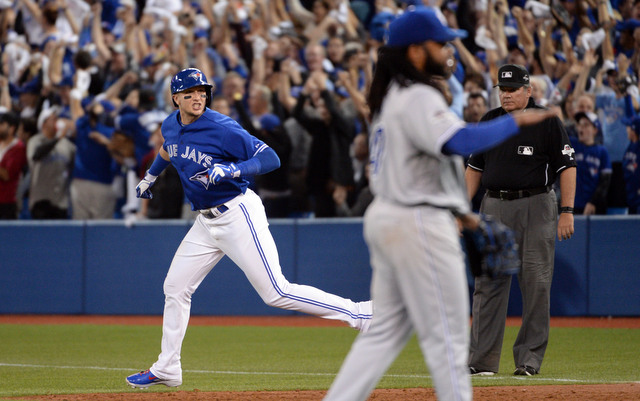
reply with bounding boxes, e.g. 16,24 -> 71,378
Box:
4,315 -> 640,400
11,383 -> 640,401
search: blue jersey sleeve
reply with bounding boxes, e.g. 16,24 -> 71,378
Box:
442,114 -> 519,156
236,147 -> 280,176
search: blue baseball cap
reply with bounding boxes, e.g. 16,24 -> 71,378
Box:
141,54 -> 155,68
386,6 -> 467,47
369,11 -> 395,43
574,111 -> 601,131
616,18 -> 640,32
18,77 -> 42,95
259,113 -> 281,132
554,51 -> 567,63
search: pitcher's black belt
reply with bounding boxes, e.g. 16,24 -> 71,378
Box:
486,186 -> 551,201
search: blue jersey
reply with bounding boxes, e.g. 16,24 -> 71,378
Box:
162,108 -> 268,210
570,137 -> 612,209
623,141 -> 640,209
73,117 -> 116,184
596,93 -> 638,162
116,110 -> 166,166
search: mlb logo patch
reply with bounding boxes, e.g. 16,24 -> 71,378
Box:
502,71 -> 513,78
518,146 -> 534,155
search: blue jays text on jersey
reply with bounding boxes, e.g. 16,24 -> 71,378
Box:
166,145 -> 214,168
161,108 -> 268,210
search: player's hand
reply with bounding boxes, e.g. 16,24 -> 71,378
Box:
208,163 -> 240,185
136,172 -> 157,199
512,109 -> 557,127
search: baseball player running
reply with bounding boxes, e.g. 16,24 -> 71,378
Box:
125,68 -> 372,389
323,7 -> 555,401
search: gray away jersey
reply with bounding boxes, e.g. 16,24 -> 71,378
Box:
368,82 -> 471,214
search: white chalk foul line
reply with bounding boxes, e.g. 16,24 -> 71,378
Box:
1,363 -> 638,384
0,363 -> 388,378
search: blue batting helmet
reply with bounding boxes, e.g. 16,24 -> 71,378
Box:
171,68 -> 213,94
170,68 -> 214,107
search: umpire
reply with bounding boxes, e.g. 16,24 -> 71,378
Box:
465,64 -> 577,376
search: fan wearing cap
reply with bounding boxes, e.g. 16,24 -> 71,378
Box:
69,99 -> 119,220
465,63 -> 577,377
571,112 -> 612,215
324,8 -> 556,401
622,117 -> 640,214
27,106 -> 76,219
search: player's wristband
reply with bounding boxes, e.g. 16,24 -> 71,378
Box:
560,207 -> 574,214
148,153 -> 171,176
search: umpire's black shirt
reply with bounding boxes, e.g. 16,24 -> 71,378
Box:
467,98 -> 577,191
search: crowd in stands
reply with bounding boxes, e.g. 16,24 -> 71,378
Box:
1,0 -> 640,220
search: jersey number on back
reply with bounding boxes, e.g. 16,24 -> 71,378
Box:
369,126 -> 385,179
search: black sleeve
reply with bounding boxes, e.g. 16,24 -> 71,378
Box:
590,171 -> 612,207
234,99 -> 259,136
253,125 -> 292,161
271,91 -> 288,122
321,90 -> 350,132
292,93 -> 323,133
548,116 -> 577,172
31,138 -> 59,161
230,22 -> 252,71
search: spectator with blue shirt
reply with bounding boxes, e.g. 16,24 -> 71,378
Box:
623,117 -> 640,214
571,111 -> 612,215
70,99 -> 118,219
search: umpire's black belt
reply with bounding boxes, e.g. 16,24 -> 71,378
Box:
200,204 -> 229,219
486,185 -> 551,201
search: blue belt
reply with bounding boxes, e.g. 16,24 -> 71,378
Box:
200,204 -> 229,219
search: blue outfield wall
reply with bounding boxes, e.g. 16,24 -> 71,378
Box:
0,216 -> 639,316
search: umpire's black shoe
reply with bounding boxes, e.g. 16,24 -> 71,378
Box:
469,366 -> 495,376
514,365 -> 538,376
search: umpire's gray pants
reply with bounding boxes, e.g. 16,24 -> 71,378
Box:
468,190 -> 557,373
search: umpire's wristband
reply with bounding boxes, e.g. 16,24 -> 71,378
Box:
560,206 -> 574,214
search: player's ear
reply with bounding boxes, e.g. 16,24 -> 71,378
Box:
172,94 -> 179,108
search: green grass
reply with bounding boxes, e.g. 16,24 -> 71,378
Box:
0,323 -> 638,397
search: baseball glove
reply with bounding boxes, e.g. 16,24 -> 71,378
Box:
462,215 -> 521,278
108,132 -> 135,160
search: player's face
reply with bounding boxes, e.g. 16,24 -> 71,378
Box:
174,86 -> 208,123
576,118 -> 597,145
499,85 -> 531,112
420,41 -> 455,78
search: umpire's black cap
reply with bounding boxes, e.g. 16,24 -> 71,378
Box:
494,64 -> 530,88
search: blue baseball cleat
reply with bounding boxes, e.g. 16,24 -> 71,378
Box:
126,369 -> 181,389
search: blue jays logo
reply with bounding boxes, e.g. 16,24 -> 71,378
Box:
189,71 -> 202,80
190,169 -> 211,189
